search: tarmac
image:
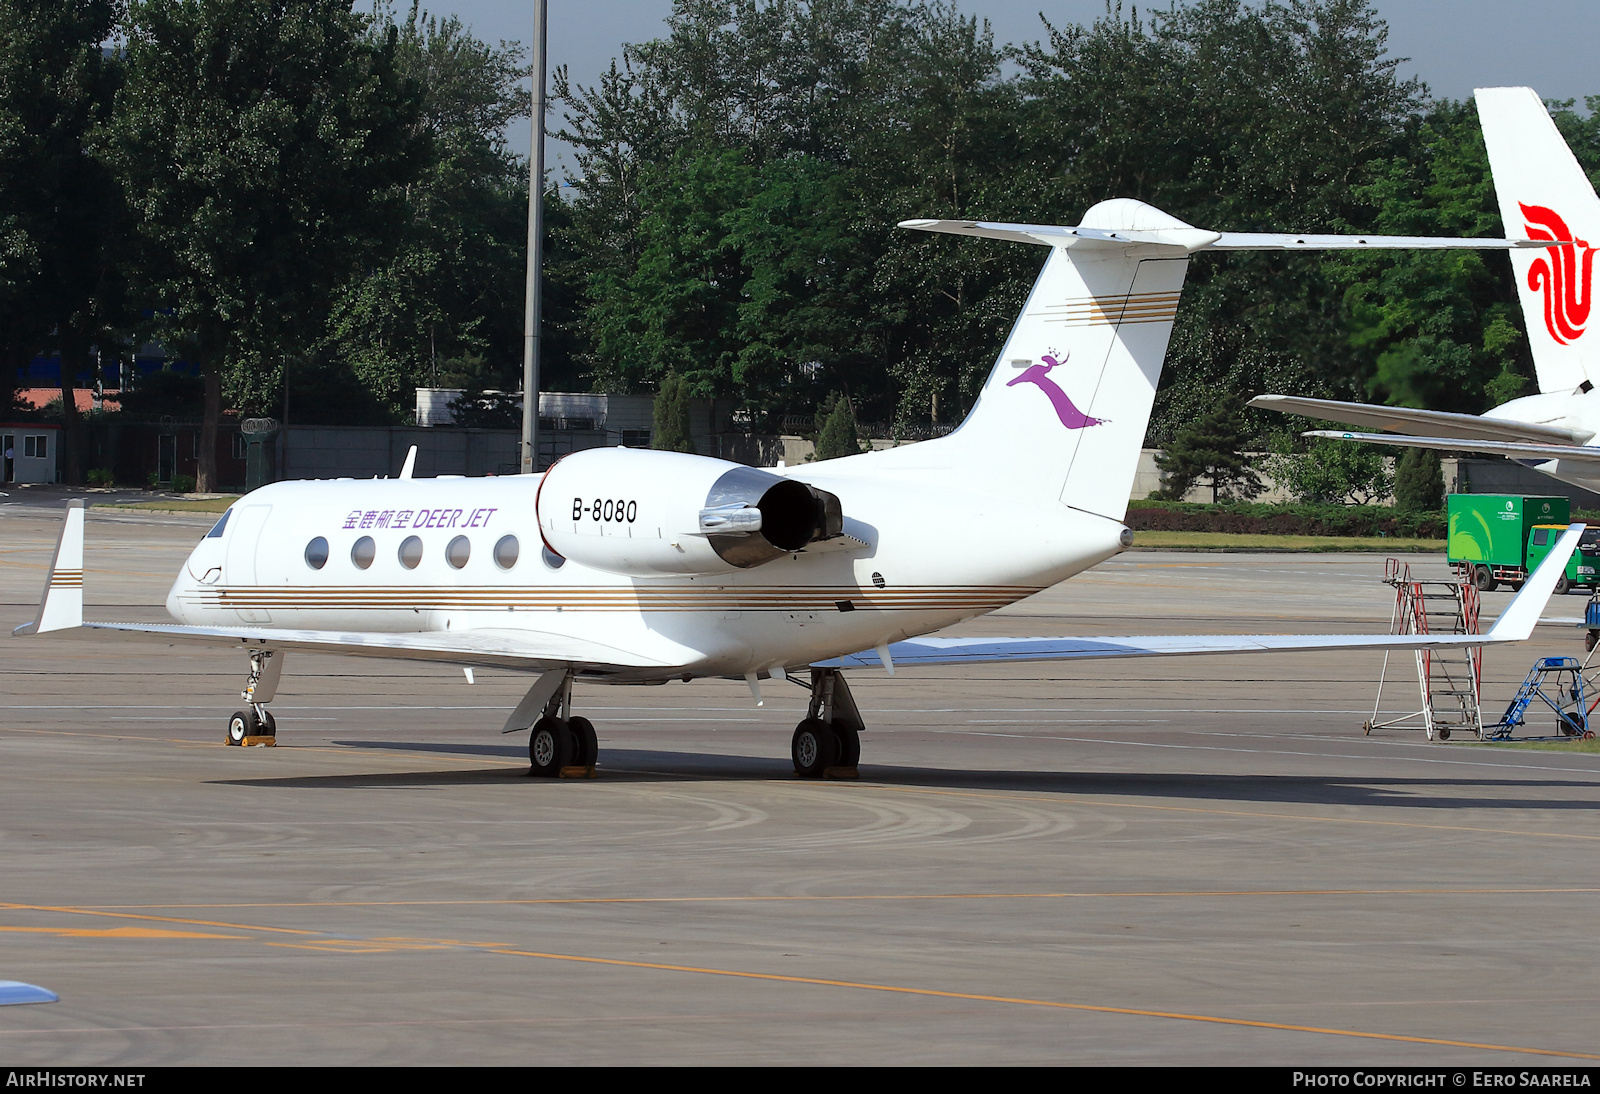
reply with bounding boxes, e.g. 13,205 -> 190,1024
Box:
3,491 -> 1599,1065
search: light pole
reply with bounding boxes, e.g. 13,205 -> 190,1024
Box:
520,0 -> 548,474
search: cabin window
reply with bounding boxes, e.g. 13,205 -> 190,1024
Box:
399,535 -> 423,569
304,537 -> 329,569
351,536 -> 375,569
541,546 -> 565,570
447,535 -> 471,569
494,534 -> 519,569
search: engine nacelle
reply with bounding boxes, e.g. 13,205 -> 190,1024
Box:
536,448 -> 844,576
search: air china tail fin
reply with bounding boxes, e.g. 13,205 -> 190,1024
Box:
904,201 -> 1549,522
1476,87 -> 1600,395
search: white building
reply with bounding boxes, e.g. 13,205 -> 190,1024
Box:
1,423 -> 60,484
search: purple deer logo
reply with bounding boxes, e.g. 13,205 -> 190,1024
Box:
1005,352 -> 1106,429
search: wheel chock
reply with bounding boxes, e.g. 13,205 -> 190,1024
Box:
558,764 -> 596,779
240,736 -> 276,747
823,765 -> 859,780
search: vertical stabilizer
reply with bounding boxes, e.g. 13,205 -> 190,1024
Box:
14,500 -> 84,635
1476,86 -> 1600,393
930,200 -> 1191,521
900,199 -> 1541,522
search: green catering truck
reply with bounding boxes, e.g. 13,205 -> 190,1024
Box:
1447,494 -> 1598,593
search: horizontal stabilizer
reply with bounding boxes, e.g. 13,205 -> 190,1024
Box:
82,621 -> 697,674
819,527 -> 1582,669
1303,430 -> 1600,464
901,204 -> 1557,256
1252,394 -> 1588,445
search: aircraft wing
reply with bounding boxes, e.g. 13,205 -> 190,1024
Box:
819,526 -> 1582,671
1302,430 -> 1600,464
1251,394 -> 1588,445
79,621 -> 692,673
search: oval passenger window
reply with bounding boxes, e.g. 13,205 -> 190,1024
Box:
447,535 -> 471,569
398,535 -> 423,569
304,536 -> 329,569
494,534 -> 519,569
351,536 -> 375,569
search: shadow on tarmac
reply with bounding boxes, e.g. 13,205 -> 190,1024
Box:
206,741 -> 1600,812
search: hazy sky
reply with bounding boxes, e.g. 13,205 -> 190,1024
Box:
432,1 -> 1600,171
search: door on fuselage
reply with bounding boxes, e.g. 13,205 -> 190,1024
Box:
225,504 -> 272,623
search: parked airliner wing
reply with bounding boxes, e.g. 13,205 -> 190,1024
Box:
1250,394 -> 1588,445
1301,430 -> 1600,464
79,621 -> 694,673
820,527 -> 1582,671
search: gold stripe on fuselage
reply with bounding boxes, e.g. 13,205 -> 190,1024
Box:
181,584 -> 1037,614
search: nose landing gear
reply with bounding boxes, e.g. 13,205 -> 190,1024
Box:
225,650 -> 281,746
791,668 -> 863,779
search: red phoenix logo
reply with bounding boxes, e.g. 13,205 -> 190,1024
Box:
1522,202 -> 1597,344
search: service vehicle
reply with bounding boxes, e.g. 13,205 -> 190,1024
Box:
1447,493 -> 1598,592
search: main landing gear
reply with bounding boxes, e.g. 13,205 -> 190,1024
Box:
226,649 -> 282,746
791,668 -> 863,779
508,670 -> 598,778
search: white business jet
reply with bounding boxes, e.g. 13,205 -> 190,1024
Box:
1254,87 -> 1600,499
14,198 -> 1579,777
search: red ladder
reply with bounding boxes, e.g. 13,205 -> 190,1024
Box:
1366,558 -> 1484,741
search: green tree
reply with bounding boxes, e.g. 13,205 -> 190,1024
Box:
104,0 -> 422,489
1154,395 -> 1263,502
1393,446 -> 1443,513
1267,436 -> 1393,504
0,0 -> 128,482
440,353 -> 520,429
813,391 -> 862,461
558,1 -> 1024,425
325,5 -> 552,420
1332,101 -> 1531,416
651,371 -> 696,453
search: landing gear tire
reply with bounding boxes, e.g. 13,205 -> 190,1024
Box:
568,716 -> 598,768
529,716 -> 574,777
1473,566 -> 1497,593
834,725 -> 861,768
791,718 -> 839,778
226,710 -> 252,745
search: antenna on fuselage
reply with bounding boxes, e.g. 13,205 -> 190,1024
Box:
398,445 -> 417,480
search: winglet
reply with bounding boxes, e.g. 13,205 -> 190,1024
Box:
399,445 -> 418,480
1487,524 -> 1584,641
14,500 -> 85,636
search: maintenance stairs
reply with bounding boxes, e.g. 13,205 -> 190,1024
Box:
1365,558 -> 1484,741
1484,656 -> 1593,739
